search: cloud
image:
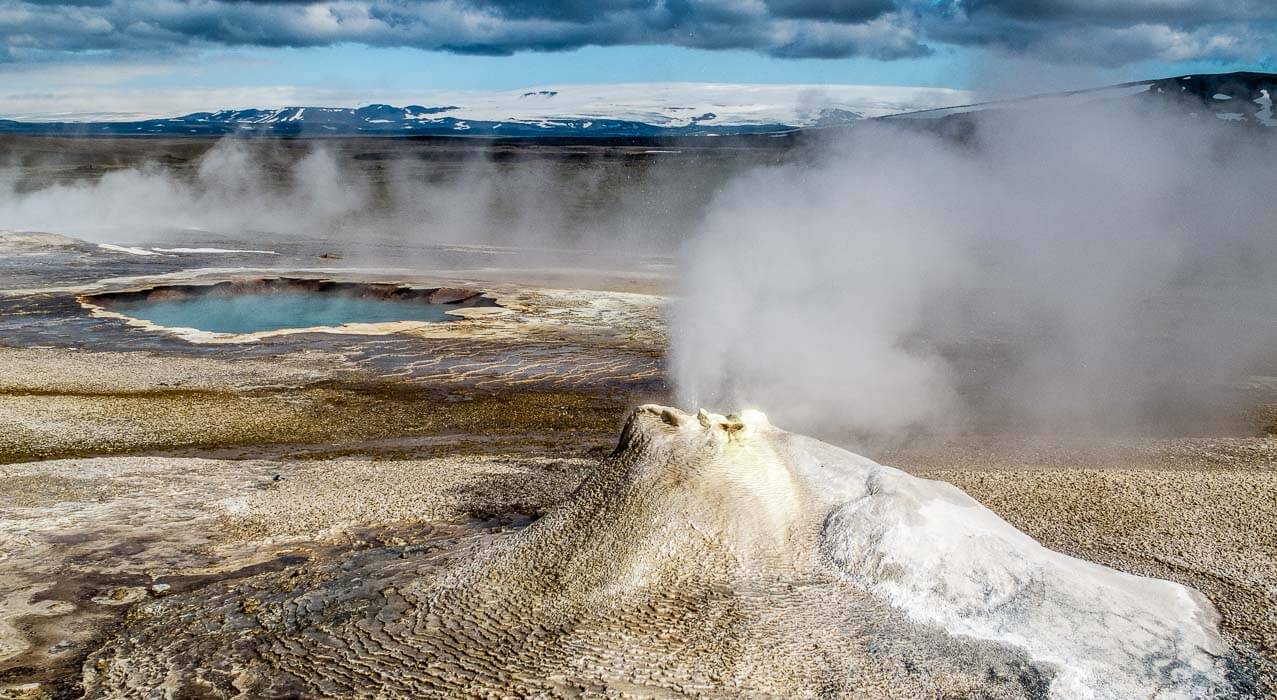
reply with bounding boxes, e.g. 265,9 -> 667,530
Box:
764,0 -> 898,23
926,0 -> 1277,66
960,0 -> 1277,24
0,0 -> 1273,66
0,0 -> 925,59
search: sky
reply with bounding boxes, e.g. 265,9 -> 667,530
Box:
1,0 -> 1274,119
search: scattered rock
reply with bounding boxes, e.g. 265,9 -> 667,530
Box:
0,682 -> 47,700
91,586 -> 147,606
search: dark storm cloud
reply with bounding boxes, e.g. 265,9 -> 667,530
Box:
925,0 -> 1277,66
0,0 -> 1272,65
765,0 -> 899,23
0,0 -> 926,58
467,0 -> 656,21
961,0 -> 1277,23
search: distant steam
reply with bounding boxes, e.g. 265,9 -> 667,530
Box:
0,138 -> 736,257
0,140 -> 370,241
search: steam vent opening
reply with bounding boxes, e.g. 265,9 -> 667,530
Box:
85,278 -> 499,334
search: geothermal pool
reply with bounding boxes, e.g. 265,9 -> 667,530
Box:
85,279 -> 496,335
107,292 -> 458,333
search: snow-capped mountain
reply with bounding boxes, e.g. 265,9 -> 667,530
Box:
0,107 -> 798,137
2,74 -> 1271,137
0,83 -> 969,137
886,71 -> 1277,128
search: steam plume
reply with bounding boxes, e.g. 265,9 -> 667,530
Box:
672,103 -> 1277,441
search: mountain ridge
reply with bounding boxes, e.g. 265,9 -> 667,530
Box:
1,72 -> 1272,137
883,71 -> 1276,128
0,104 -> 807,138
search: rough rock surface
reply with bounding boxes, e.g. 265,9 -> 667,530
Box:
82,406 -> 1251,698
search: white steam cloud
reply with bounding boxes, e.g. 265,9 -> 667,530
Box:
0,138 -> 729,257
0,141 -> 372,239
672,104 -> 1277,441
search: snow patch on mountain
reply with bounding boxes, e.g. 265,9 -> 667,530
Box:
0,83 -> 970,135
1255,89 -> 1275,126
421,83 -> 967,127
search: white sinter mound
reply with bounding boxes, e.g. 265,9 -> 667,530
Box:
642,405 -> 1231,699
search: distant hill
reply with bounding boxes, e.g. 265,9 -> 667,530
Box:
0,83 -> 965,138
0,104 -> 804,137
884,71 -> 1277,129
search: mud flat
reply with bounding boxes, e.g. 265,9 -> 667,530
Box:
0,231 -> 669,463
